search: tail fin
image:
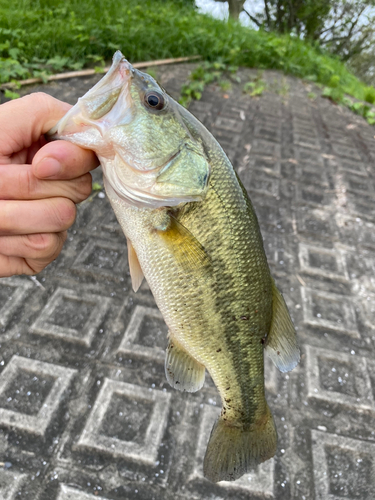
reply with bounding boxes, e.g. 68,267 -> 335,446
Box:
203,406 -> 277,482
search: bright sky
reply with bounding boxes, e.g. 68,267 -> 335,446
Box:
195,0 -> 375,84
195,0 -> 375,33
195,0 -> 263,28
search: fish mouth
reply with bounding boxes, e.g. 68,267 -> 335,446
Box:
46,50 -> 210,209
47,51 -> 133,139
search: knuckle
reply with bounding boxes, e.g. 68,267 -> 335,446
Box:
29,92 -> 54,110
0,201 -> 14,234
47,232 -> 65,260
9,257 -> 37,276
22,168 -> 36,198
25,232 -> 65,260
76,173 -> 93,201
21,92 -> 53,113
22,262 -> 39,276
52,198 -> 76,230
25,233 -> 54,253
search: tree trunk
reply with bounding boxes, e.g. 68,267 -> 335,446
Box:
228,0 -> 245,19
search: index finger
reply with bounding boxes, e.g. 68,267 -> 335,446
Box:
0,93 -> 71,158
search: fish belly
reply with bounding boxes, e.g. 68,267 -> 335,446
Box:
106,153 -> 277,482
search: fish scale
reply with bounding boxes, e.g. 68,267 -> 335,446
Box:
110,127 -> 272,426
50,50 -> 300,483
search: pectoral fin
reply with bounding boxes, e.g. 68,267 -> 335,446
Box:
165,334 -> 205,392
264,280 -> 300,373
157,214 -> 211,275
127,238 -> 144,292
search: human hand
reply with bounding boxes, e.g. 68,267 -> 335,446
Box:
0,92 -> 99,277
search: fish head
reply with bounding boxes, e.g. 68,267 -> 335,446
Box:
49,51 -> 210,208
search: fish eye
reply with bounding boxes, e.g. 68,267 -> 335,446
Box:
144,91 -> 165,110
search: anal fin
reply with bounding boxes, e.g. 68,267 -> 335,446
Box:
264,279 -> 300,373
165,334 -> 205,392
127,238 -> 144,292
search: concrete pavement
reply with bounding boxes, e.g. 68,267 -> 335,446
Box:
0,63 -> 374,499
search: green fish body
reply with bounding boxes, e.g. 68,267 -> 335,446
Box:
50,51 -> 300,482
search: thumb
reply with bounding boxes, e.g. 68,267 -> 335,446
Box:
0,93 -> 71,158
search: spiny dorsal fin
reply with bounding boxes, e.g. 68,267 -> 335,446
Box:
157,214 -> 211,275
264,279 -> 300,373
165,334 -> 205,392
127,238 -> 144,292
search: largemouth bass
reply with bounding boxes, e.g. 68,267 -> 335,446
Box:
49,51 -> 300,482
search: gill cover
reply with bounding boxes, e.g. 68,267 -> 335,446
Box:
48,51 -> 211,208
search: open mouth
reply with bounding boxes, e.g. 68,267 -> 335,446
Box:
47,51 -> 133,139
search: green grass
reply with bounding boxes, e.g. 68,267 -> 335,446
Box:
0,0 -> 373,105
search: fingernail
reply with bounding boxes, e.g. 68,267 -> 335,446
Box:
34,157 -> 61,178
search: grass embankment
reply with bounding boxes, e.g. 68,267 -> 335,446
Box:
0,0 -> 374,114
